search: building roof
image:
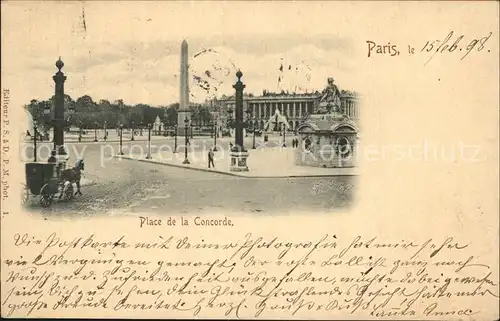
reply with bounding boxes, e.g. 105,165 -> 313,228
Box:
297,114 -> 358,133
246,95 -> 320,102
219,91 -> 358,103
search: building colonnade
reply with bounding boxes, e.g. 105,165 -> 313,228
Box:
341,97 -> 359,119
223,96 -> 359,131
247,100 -> 314,130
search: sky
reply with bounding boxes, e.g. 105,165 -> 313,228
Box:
2,1 -> 366,107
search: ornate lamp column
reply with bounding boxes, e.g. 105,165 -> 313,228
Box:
173,124 -> 178,153
118,124 -> 124,155
33,121 -> 38,161
190,114 -> 194,139
94,121 -> 98,142
252,120 -> 256,149
78,121 -> 83,142
230,70 -> 249,172
146,123 -> 152,159
213,118 -> 218,151
283,108 -> 288,147
52,57 -> 67,157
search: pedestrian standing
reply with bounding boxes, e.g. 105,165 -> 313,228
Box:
208,148 -> 215,168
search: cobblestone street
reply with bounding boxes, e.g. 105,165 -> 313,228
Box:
22,139 -> 356,217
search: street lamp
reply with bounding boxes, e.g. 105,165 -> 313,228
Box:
183,117 -> 190,164
146,123 -> 152,159
131,121 -> 135,141
282,123 -> 286,147
190,115 -> 194,139
43,102 -> 51,143
94,122 -> 98,142
118,124 -> 124,155
245,109 -> 251,139
283,108 -> 288,148
94,121 -> 98,142
78,121 -> 83,142
252,120 -> 256,149
33,121 -> 38,162
245,109 -> 257,149
213,119 -> 218,151
173,124 -> 178,153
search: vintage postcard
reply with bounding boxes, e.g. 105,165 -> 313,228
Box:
1,1 -> 498,319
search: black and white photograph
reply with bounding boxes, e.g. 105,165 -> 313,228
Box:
18,4 -> 360,216
1,2 -> 498,320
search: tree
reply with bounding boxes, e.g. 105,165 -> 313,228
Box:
25,100 -> 52,134
189,104 -> 213,127
48,94 -> 75,112
165,104 -> 178,126
98,99 -> 112,112
200,106 -> 213,126
75,95 -> 96,112
24,94 -> 166,130
136,104 -> 155,125
111,99 -> 124,112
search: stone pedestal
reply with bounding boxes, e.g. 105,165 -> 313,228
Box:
177,111 -> 191,136
230,149 -> 249,172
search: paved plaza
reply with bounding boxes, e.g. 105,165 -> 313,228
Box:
118,145 -> 358,178
21,138 -> 357,217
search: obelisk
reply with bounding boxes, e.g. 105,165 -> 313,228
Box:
177,40 -> 191,135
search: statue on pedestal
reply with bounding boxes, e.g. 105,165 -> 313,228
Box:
264,109 -> 289,132
319,77 -> 343,114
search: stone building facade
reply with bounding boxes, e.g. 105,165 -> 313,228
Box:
218,90 -> 359,131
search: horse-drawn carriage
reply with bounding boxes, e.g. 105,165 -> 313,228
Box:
21,159 -> 84,207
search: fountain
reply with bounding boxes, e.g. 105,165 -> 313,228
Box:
264,109 -> 290,132
25,109 -> 35,135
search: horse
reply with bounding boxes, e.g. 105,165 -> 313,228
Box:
59,159 -> 85,198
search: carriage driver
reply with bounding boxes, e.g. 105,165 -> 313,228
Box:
47,150 -> 60,179
47,150 -> 57,163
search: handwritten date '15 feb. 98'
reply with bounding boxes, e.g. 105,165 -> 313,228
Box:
366,31 -> 493,66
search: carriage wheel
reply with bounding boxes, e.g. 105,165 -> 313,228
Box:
40,194 -> 53,207
21,184 -> 29,205
40,183 -> 54,207
63,183 -> 74,201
